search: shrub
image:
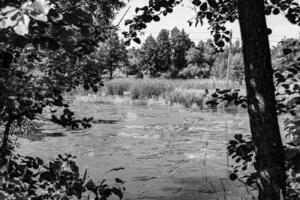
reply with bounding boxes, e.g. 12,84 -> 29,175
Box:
135,71 -> 144,79
177,64 -> 203,79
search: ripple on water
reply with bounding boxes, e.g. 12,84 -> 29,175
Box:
18,99 -> 250,200
118,132 -> 160,139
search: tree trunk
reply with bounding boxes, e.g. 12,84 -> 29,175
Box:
237,1 -> 286,200
109,67 -> 113,80
1,119 -> 13,149
0,119 -> 13,165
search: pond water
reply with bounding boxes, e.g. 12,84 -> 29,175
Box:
18,96 -> 252,200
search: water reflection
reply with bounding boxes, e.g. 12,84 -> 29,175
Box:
18,96 -> 251,200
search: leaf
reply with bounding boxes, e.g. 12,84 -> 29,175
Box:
272,8 -> 280,15
125,19 -> 133,25
111,187 -> 123,199
281,84 -> 290,89
109,167 -> 125,172
217,40 -> 225,47
115,178 -> 124,184
125,40 -> 131,46
207,0 -> 217,8
192,0 -> 201,6
229,173 -> 238,181
153,15 -> 160,22
133,37 -> 141,44
85,179 -> 96,191
200,2 -> 208,11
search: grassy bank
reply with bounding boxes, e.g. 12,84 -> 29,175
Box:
104,78 -> 242,96
68,78 -> 245,111
102,78 -> 244,111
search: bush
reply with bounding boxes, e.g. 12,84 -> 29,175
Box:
177,64 -> 203,79
135,71 -> 144,79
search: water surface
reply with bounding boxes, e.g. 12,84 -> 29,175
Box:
19,96 -> 252,200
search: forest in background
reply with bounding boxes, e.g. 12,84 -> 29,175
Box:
99,27 -> 300,83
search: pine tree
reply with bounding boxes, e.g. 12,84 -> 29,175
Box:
156,29 -> 171,73
139,35 -> 159,77
170,27 -> 193,76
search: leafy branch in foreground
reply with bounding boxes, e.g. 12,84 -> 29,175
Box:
0,150 -> 125,200
0,0 -> 126,149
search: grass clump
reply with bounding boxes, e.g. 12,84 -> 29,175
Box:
129,79 -> 174,99
105,78 -> 133,95
168,89 -> 205,108
104,78 -> 175,99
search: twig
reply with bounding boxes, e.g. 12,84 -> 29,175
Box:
116,6 -> 131,27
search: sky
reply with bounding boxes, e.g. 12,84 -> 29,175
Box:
114,0 -> 300,47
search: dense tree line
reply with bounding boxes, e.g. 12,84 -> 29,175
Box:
125,27 -> 299,83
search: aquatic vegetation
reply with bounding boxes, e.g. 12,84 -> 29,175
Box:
102,78 -> 244,111
168,89 -> 205,108
105,78 -> 133,96
129,79 -> 174,99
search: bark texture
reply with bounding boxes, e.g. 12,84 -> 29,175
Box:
237,0 -> 286,199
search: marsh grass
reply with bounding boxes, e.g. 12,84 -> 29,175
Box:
104,78 -> 242,97
172,79 -> 242,90
167,89 -> 206,108
129,79 -> 174,99
69,78 -> 244,111
105,78 -> 133,96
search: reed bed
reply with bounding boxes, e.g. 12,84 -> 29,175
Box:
104,78 -> 242,95
167,89 -> 206,108
69,78 -> 244,111
171,78 -> 242,90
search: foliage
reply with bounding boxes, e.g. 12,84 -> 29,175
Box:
138,35 -> 159,77
130,27 -> 221,79
0,1 -> 126,199
156,29 -> 172,73
123,0 -> 299,50
0,0 -> 126,145
0,149 -> 125,200
182,39 -> 216,78
177,64 -> 204,79
126,47 -> 141,75
274,39 -> 300,116
97,30 -> 129,80
170,28 -> 194,74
